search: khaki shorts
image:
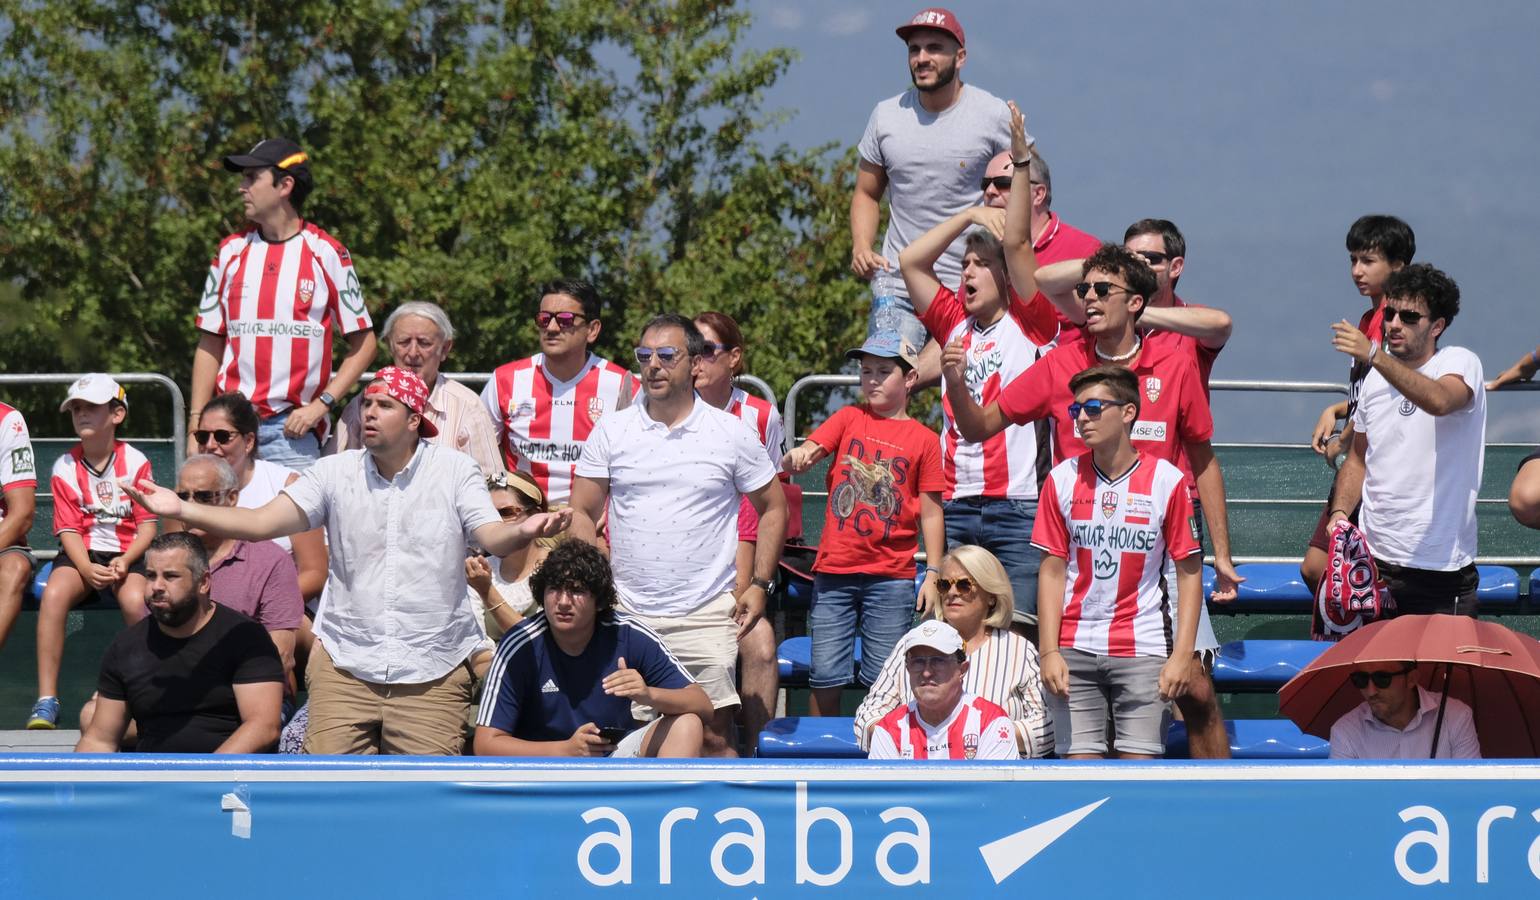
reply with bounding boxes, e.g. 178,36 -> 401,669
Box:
303,642 -> 475,756
622,591 -> 740,711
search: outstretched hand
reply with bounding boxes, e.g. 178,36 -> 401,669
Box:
118,477 -> 182,519
1007,101 -> 1034,165
521,509 -> 572,540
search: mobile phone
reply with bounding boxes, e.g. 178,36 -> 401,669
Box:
597,726 -> 630,744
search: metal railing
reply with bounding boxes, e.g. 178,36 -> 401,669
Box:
0,372 -> 187,471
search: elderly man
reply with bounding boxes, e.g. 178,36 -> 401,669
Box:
0,399 -> 37,657
174,455 -> 303,691
570,314 -> 787,757
190,138 -> 376,468
868,620 -> 1016,760
330,301 -> 501,474
76,533 -> 284,753
1329,663 -> 1480,759
125,366 -> 570,755
475,540 -> 711,758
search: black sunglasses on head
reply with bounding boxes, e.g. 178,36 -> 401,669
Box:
1349,666 -> 1415,689
1073,281 -> 1135,300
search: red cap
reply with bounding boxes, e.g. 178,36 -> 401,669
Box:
364,366 -> 438,438
896,7 -> 964,47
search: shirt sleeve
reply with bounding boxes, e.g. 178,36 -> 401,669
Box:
462,396 -> 507,477
0,411 -> 37,492
319,238 -> 372,335
807,406 -> 854,454
228,619 -> 285,685
732,419 -> 777,495
1162,477 -> 1202,560
918,285 -> 966,342
126,457 -> 157,529
281,464 -> 330,530
1328,716 -> 1359,759
1029,473 -> 1069,558
762,406 -> 786,468
573,416 -> 615,479
456,454 -> 502,537
988,96 -> 1013,155
193,250 -> 229,335
853,651 -> 908,751
1447,348 -> 1485,414
1447,701 -> 1483,759
997,355 -> 1056,426
50,460 -> 86,535
253,546 -> 305,631
867,723 -> 900,760
856,104 -> 885,167
96,638 -> 128,701
629,623 -> 694,691
1174,360 -> 1215,444
478,633 -> 530,732
1008,287 -> 1061,347
913,424 -> 946,494
1012,645 -> 1053,758
976,713 -> 1020,760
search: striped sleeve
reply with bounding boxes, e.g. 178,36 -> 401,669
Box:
476,616 -> 546,731
867,716 -> 902,760
49,454 -> 85,535
126,455 -> 157,528
1003,633 -> 1053,758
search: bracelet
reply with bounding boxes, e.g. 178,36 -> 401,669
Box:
485,600 -> 509,614
1329,508 -> 1349,518
1040,648 -> 1061,658
1011,157 -> 1033,169
924,565 -> 940,574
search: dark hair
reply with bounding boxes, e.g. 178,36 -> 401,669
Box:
1081,243 -> 1157,318
530,540 -> 616,614
1345,215 -> 1415,265
268,166 -> 313,213
1123,218 -> 1186,260
146,532 -> 211,582
694,311 -> 747,377
641,313 -> 706,358
200,391 -> 261,436
538,279 -> 603,321
963,229 -> 1011,306
1068,365 -> 1141,419
1384,263 -> 1460,329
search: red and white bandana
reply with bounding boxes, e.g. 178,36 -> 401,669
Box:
365,366 -> 439,437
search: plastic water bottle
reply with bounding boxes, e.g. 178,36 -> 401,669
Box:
868,270 -> 900,338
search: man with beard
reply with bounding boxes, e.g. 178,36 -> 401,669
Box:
75,533 -> 284,753
851,7 -> 1011,367
1328,264 -> 1485,616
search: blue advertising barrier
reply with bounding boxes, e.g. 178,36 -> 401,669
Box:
3,756 -> 1540,898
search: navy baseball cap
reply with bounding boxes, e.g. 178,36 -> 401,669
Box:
223,138 -> 312,180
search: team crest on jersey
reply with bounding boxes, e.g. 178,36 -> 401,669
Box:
297,278 -> 316,305
963,733 -> 979,760
587,397 -> 605,423
1100,490 -> 1118,518
971,339 -> 997,358
1144,376 -> 1162,403
510,399 -> 535,419
94,480 -> 117,507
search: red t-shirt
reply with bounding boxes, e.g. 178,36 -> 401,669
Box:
1142,294 -> 1223,389
808,405 -> 944,578
1345,304 -> 1385,421
996,337 -> 1214,482
1034,214 -> 1102,344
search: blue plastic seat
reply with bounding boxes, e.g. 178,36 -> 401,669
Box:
1476,565 -> 1520,612
1212,639 -> 1330,692
758,717 -> 864,758
23,560 -> 52,609
777,636 -> 862,686
1166,719 -> 1328,760
1226,563 -> 1313,613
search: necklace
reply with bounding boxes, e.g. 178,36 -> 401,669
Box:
1095,337 -> 1141,363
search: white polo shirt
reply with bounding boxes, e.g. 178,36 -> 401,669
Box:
576,395 -> 775,617
283,442 -> 499,684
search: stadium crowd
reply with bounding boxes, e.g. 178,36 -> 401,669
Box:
0,7 -> 1536,761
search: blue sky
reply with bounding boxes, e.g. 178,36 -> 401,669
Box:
739,0 -> 1540,442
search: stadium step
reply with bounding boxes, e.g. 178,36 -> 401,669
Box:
1165,719 -> 1328,760
1212,639 -> 1331,692
758,716 -> 863,758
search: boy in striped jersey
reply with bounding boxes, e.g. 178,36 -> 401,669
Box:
1031,366 -> 1202,759
28,375 -> 156,729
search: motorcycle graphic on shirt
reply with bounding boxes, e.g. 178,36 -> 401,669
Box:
830,452 -> 908,539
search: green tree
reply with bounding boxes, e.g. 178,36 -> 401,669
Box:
0,0 -> 867,435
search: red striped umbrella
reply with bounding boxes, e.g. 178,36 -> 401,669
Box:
1278,614 -> 1540,758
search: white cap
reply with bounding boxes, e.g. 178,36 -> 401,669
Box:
60,374 -> 126,412
901,619 -> 964,656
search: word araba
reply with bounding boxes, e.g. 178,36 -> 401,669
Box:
1396,805 -> 1540,885
577,783 -> 929,887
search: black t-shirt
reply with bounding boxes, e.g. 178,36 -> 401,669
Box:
98,603 -> 283,753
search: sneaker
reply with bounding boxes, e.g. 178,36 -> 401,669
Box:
26,697 -> 60,730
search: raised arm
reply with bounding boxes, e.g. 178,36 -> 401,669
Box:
1331,323 -> 1473,415
1139,304 -> 1233,350
1002,101 -> 1040,302
121,479 -> 311,543
1036,260 -> 1088,325
474,509 -> 572,559
898,207 -> 1005,317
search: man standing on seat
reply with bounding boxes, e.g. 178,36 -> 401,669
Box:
1328,264 -> 1485,617
851,7 -> 1011,369
570,315 -> 787,757
481,279 -> 636,505
191,138 -> 377,470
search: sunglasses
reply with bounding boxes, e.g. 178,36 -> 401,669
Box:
175,489 -> 230,504
535,311 -> 588,329
634,346 -> 686,367
1349,666 -> 1415,689
904,654 -> 960,672
1134,250 -> 1171,265
496,505 -> 532,521
701,341 -> 734,360
936,577 -> 975,594
979,175 -> 1013,192
1382,306 -> 1425,325
1073,281 -> 1135,300
193,429 -> 241,446
1068,398 -> 1126,420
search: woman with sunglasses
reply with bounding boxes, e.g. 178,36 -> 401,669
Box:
853,544 -> 1052,758
465,470 -> 556,642
692,311 -> 800,754
191,393 -> 327,602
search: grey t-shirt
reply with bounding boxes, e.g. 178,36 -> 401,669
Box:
858,83 -> 1012,297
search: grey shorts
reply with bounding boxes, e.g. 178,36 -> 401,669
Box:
1047,648 -> 1170,757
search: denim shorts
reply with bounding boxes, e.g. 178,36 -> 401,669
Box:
257,410 -> 321,471
809,573 -> 916,689
944,496 -> 1042,621
1047,648 -> 1170,756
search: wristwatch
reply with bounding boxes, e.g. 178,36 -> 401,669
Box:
750,576 -> 774,592
318,391 -> 336,407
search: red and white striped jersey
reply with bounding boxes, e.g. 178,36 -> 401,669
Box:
481,353 -> 637,504
194,223 -> 373,417
726,387 -> 784,468
919,285 -> 1057,500
50,442 -> 156,554
1031,451 -> 1200,658
868,692 -> 1017,760
0,403 -> 37,533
